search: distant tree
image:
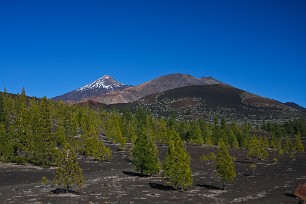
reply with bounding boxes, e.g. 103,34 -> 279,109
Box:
179,121 -> 191,142
106,111 -> 126,148
41,176 -> 49,186
295,132 -> 304,153
167,111 -> 177,129
189,122 -> 204,145
270,134 -> 281,150
163,129 -> 193,190
216,140 -> 236,190
221,117 -> 226,129
247,136 -> 269,160
0,92 -> 5,123
283,135 -> 294,153
0,122 -> 10,161
54,145 -> 84,193
132,129 -> 160,175
79,108 -> 112,160
200,152 -> 216,161
31,97 -> 56,166
232,135 -> 239,149
219,129 -> 229,147
263,136 -> 269,149
202,124 -> 213,145
156,118 -> 168,143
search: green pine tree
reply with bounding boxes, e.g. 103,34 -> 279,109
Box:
283,135 -> 293,153
247,136 -> 268,160
132,129 -> 160,175
216,140 -> 236,190
54,145 -> 84,193
295,132 -> 304,153
232,135 -> 239,149
203,125 -> 213,145
189,122 -> 204,145
263,136 -> 269,149
163,129 -> 193,190
156,118 -> 168,143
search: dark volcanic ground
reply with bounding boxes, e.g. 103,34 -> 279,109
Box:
0,137 -> 306,204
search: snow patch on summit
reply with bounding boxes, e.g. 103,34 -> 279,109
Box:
76,75 -> 124,92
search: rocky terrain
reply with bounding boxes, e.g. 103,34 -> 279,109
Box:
0,136 -> 305,204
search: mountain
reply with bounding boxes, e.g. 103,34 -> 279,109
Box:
89,73 -> 222,104
52,75 -> 131,103
52,73 -> 305,124
96,85 -> 302,125
284,102 -> 306,111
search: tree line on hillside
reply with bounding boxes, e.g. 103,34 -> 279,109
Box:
262,119 -> 306,138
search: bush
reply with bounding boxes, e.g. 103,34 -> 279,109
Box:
41,176 -> 48,185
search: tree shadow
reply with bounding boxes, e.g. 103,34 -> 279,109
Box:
196,184 -> 223,190
284,192 -> 296,198
235,160 -> 253,164
122,170 -> 150,177
124,158 -> 132,163
149,182 -> 176,191
51,188 -> 81,195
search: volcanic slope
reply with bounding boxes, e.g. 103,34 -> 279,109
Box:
90,73 -> 222,104
284,102 -> 306,112
105,84 -> 302,125
52,75 -> 131,103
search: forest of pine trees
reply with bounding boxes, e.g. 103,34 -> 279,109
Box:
0,88 -> 304,192
0,89 -> 112,166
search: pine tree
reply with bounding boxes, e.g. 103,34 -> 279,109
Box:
106,111 -> 126,148
156,118 -> 167,143
247,136 -> 268,160
0,122 -> 10,161
132,129 -> 160,175
270,134 -> 278,150
263,136 -> 269,149
232,135 -> 239,149
13,88 -> 31,163
0,91 -> 5,123
203,125 -> 213,145
32,97 -> 56,166
295,132 -> 304,153
216,140 -> 236,190
78,108 -> 112,160
54,145 -> 84,193
189,122 -> 204,145
283,135 -> 293,153
163,129 -> 193,190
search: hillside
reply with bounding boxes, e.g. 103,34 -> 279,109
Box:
51,73 -> 305,124
98,85 -> 302,125
284,102 -> 306,111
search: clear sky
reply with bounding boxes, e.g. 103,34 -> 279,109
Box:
0,0 -> 305,106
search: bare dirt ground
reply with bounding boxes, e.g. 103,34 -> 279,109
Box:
0,137 -> 305,204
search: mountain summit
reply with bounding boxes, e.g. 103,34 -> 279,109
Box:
77,75 -> 125,92
53,75 -> 131,102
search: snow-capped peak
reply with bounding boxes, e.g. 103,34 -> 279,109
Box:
77,75 -> 124,92
102,75 -> 110,79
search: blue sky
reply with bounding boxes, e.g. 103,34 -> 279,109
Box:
0,0 -> 305,106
